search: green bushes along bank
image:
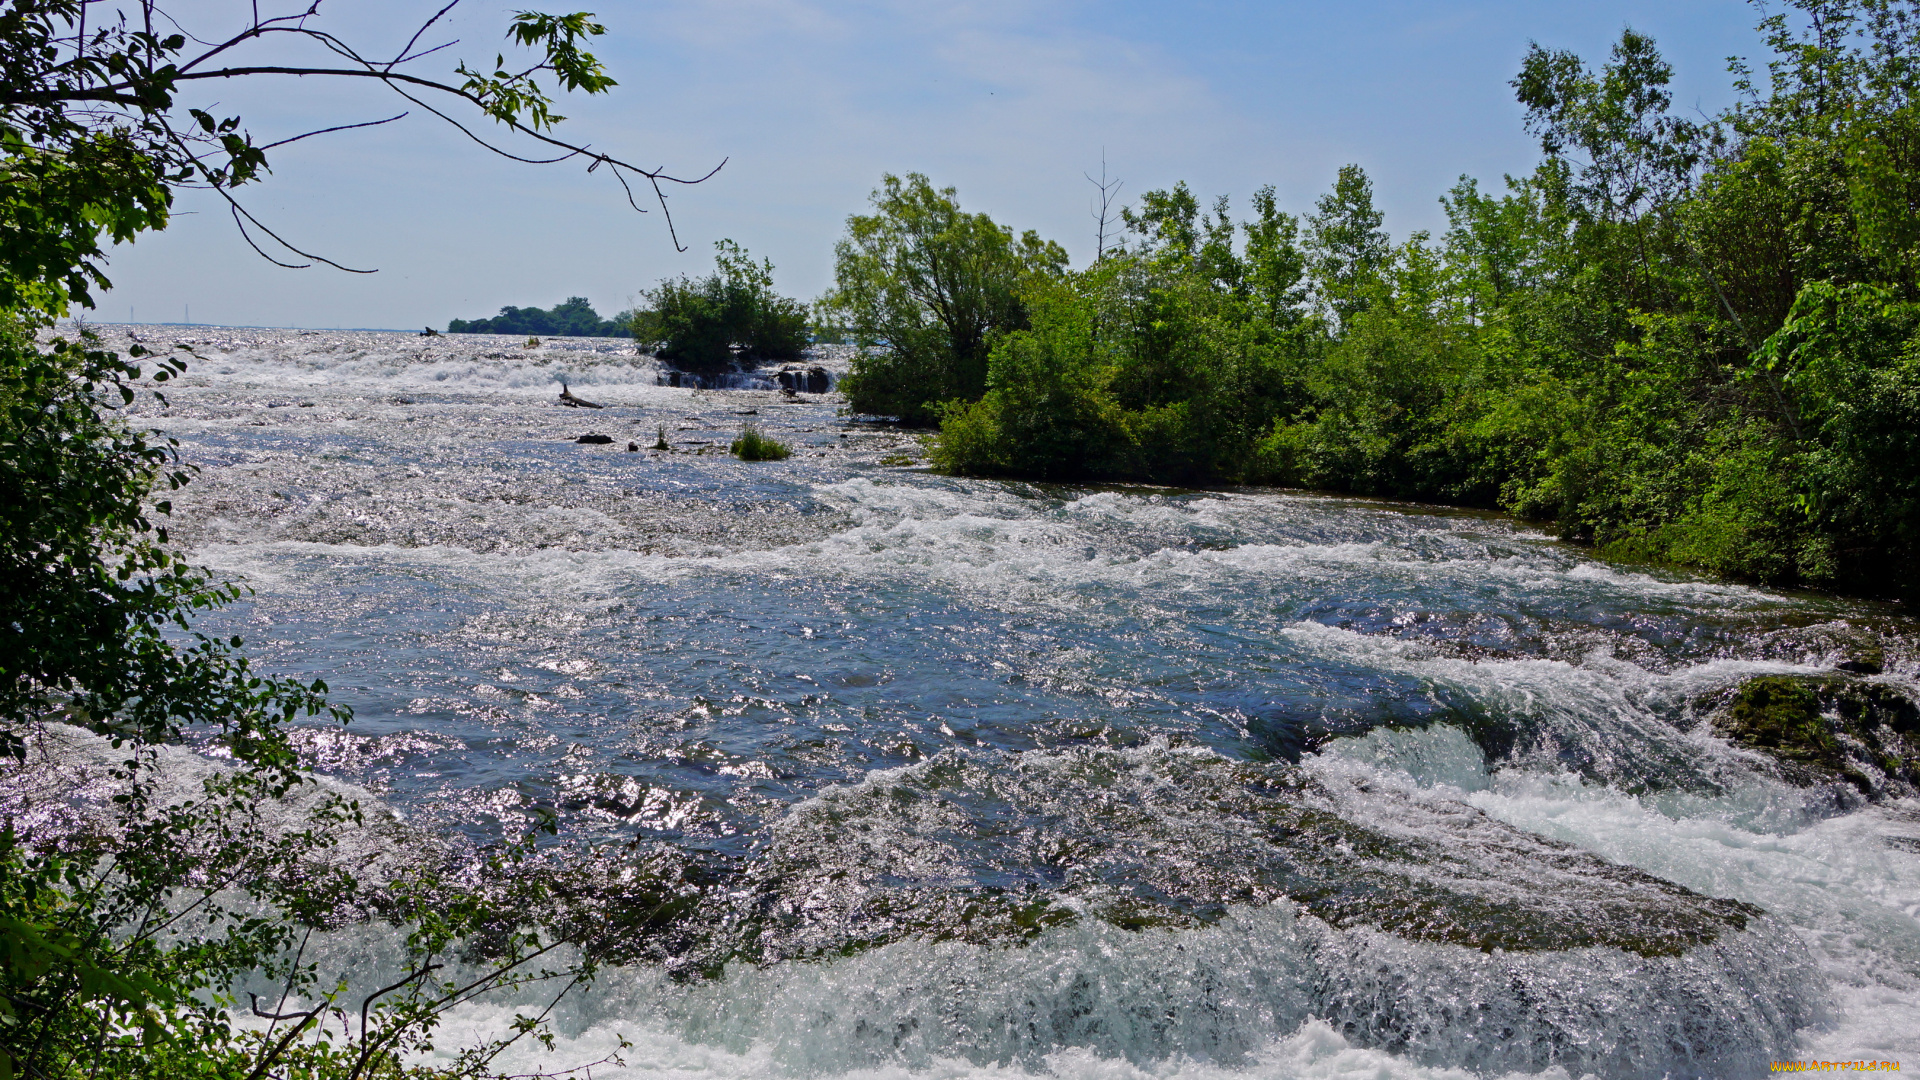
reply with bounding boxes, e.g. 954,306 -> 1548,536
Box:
826,1 -> 1920,599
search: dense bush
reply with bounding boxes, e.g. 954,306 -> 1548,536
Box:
631,240 -> 808,372
930,182 -> 1319,483
926,0 -> 1920,599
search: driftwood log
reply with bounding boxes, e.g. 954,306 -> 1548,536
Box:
558,381 -> 604,409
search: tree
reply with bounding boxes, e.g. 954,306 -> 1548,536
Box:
825,173 -> 1068,424
931,184 -> 1315,484
928,3 -> 1920,596
1,4 -> 700,1075
1244,185 -> 1312,332
630,240 -> 808,371
1085,153 -> 1124,262
1122,181 -> 1201,262
1306,164 -> 1390,328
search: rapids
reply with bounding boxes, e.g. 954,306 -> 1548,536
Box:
53,326 -> 1920,1076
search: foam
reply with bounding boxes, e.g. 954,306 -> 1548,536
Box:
395,899 -> 1812,1079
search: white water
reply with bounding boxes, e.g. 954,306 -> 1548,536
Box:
27,325 -> 1920,1077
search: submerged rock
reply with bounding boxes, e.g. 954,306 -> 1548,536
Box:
590,747 -> 1761,974
1714,674 -> 1920,796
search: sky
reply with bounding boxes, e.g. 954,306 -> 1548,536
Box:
97,0 -> 1772,330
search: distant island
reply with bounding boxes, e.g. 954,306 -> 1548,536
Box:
447,296 -> 630,337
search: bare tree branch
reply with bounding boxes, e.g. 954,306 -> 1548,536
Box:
230,205 -> 312,269
386,0 -> 460,70
257,111 -> 407,152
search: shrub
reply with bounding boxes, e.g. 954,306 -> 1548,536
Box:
731,423 -> 792,461
632,241 -> 808,372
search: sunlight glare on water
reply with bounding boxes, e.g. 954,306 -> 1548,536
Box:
80,326 -> 1920,1077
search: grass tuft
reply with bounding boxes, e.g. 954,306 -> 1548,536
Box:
731,423 -> 792,461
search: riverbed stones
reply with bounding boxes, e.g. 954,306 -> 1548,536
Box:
1714,673 -> 1920,796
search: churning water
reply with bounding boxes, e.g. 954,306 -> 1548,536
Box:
52,327 -> 1920,1076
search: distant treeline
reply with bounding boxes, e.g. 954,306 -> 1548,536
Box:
819,0 -> 1920,600
447,296 -> 630,336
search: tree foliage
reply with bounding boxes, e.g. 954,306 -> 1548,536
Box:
824,173 -> 1068,424
448,296 -> 629,337
930,0 -> 1920,598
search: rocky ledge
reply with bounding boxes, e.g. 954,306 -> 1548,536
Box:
1713,673 -> 1920,796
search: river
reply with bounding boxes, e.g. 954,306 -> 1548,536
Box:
91,325 -> 1920,1077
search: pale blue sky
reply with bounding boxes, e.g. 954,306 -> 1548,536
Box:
99,0 -> 1768,330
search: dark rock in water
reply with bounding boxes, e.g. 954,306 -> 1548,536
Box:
776,365 -> 832,394
576,434 -> 613,444
558,381 -> 604,409
1715,674 -> 1920,796
419,326 -> 439,337
627,441 -> 639,452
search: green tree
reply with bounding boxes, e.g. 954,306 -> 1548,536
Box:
933,185 -> 1313,484
1244,185 -> 1313,333
1305,165 -> 1390,328
929,2 -> 1920,597
1122,181 -> 1201,262
825,173 -> 1068,424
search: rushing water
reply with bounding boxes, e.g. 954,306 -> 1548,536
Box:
46,326 -> 1920,1076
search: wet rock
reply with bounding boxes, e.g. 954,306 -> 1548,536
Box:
1714,674 -> 1920,796
1836,639 -> 1885,674
605,747 -> 1761,974
575,434 -> 613,445
776,365 -> 831,394
1742,618 -> 1898,674
627,441 -> 639,452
